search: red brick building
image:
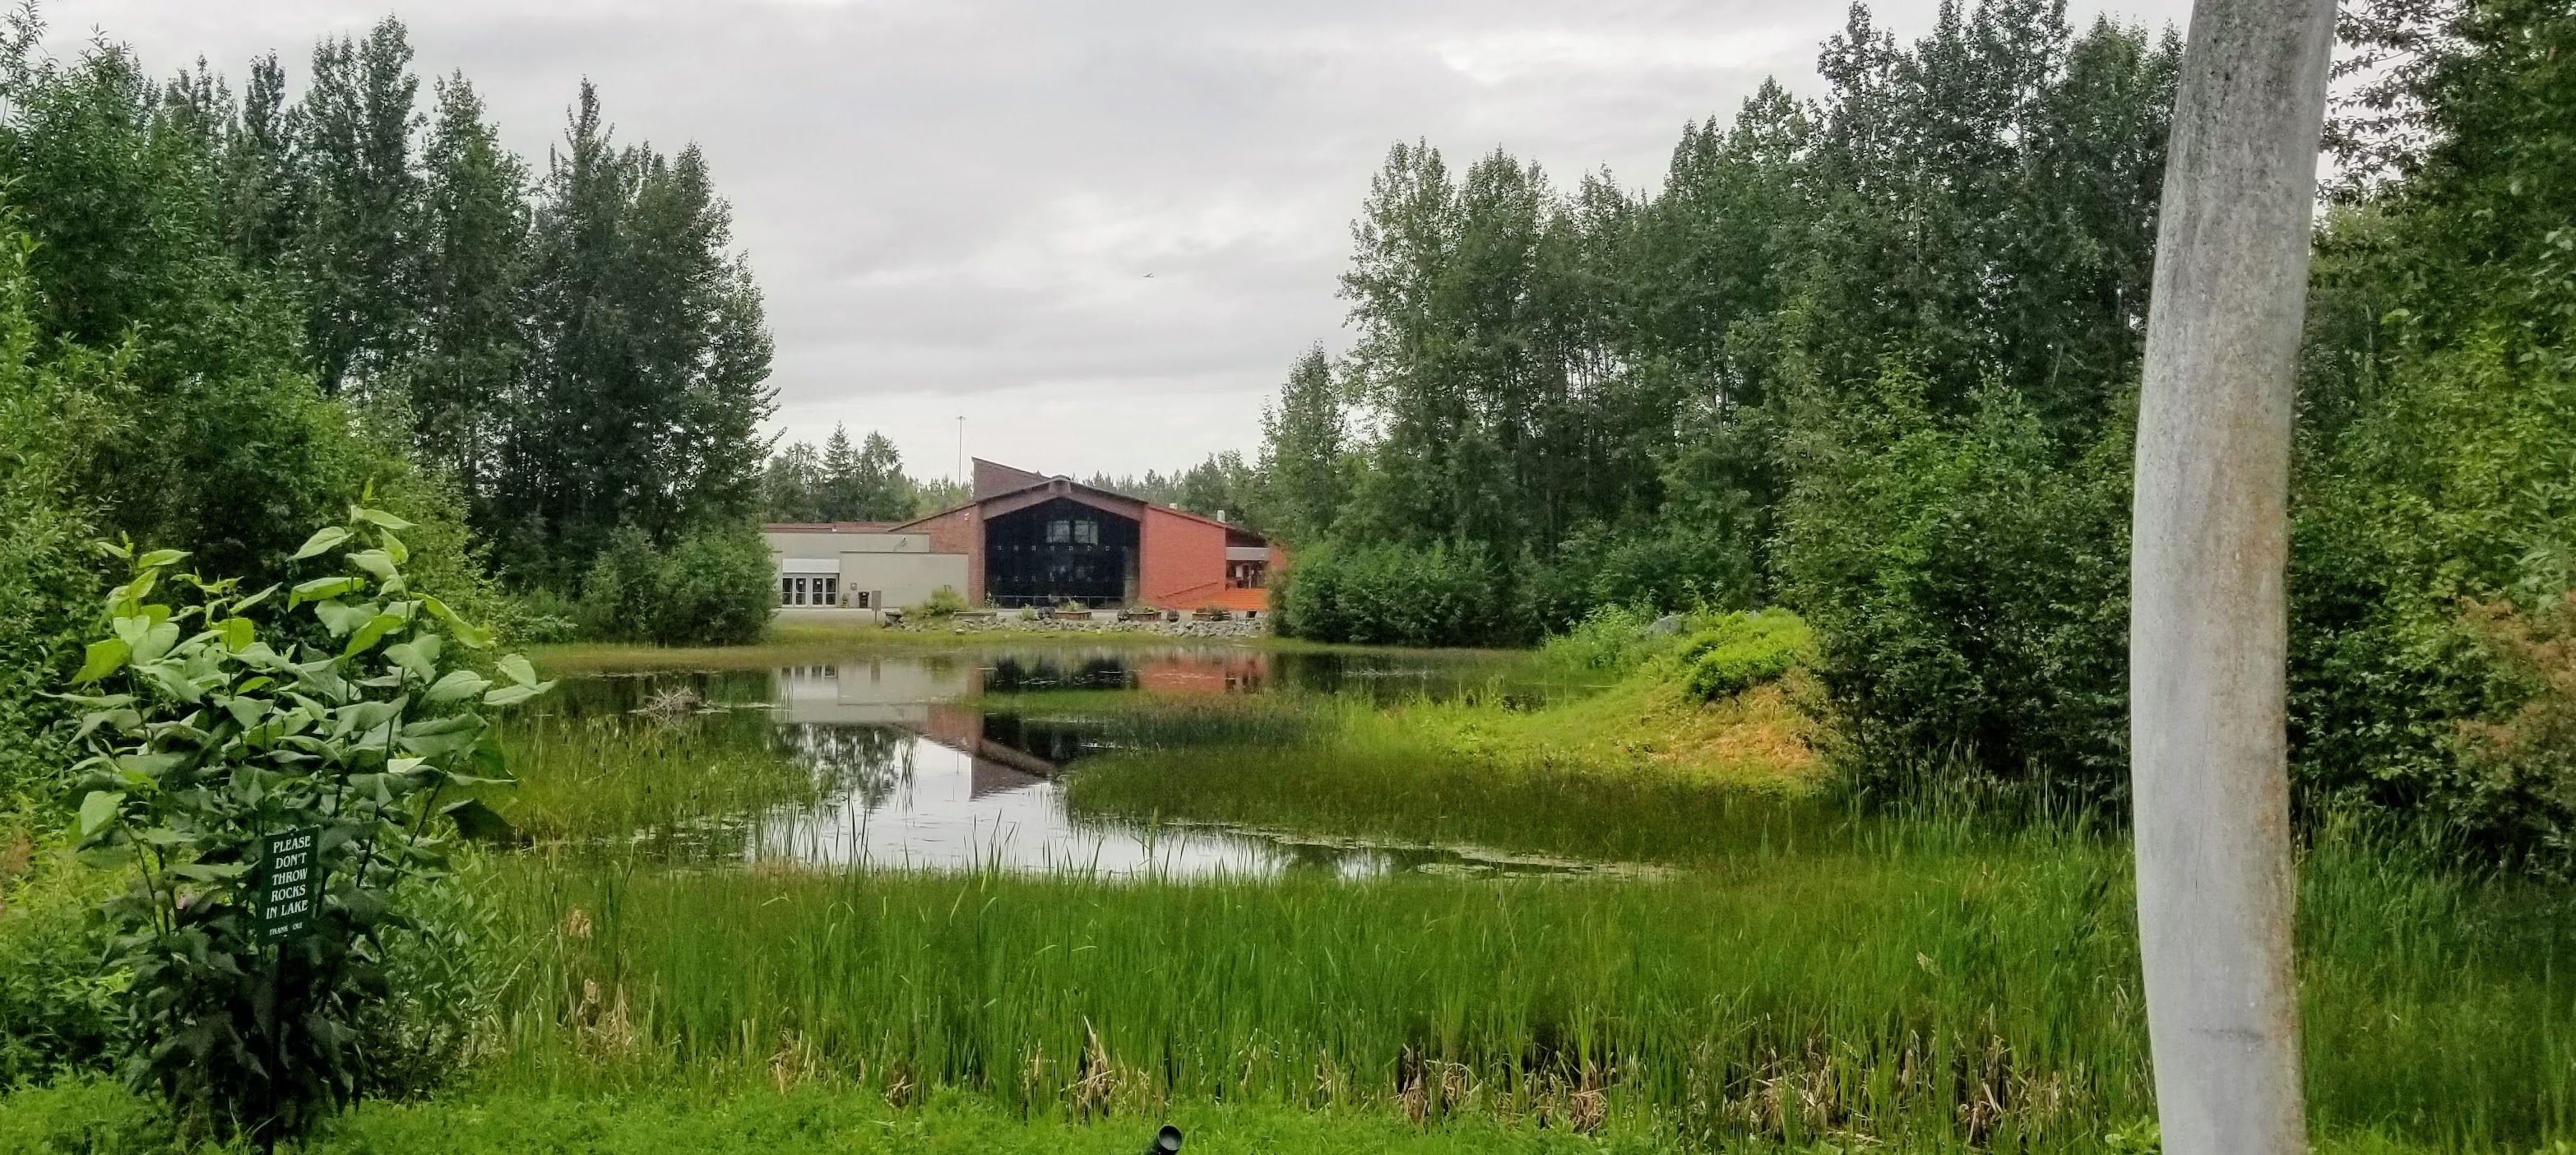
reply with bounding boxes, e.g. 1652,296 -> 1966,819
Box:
890,459 -> 1283,612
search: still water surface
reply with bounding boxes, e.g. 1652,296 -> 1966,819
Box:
546,647 -> 1615,879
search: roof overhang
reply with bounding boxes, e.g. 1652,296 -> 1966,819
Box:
982,480 -> 1145,522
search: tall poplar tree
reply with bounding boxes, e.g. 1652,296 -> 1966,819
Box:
294,17 -> 422,398
1258,346 -> 1346,544
494,81 -> 775,582
411,72 -> 528,497
220,53 -> 300,270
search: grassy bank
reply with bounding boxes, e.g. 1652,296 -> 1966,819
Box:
480,707 -> 844,854
1060,718 -> 1825,864
450,819 -> 2567,1152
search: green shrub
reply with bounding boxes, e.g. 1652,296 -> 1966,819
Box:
2290,330 -> 2576,871
1520,520 -> 1759,636
1679,610 -> 1811,700
574,527 -> 666,642
0,423 -> 101,811
63,509 -> 552,1143
355,853 -> 507,1101
650,528 -> 775,647
1776,370 -> 2132,801
498,586 -> 579,644
1533,604 -> 1665,675
575,525 -> 774,647
1278,540 -> 1516,647
0,216 -> 124,811
910,585 -> 967,618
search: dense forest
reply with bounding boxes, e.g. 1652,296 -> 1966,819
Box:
1267,0 -> 2172,629
0,11 -> 778,805
1223,0 -> 2576,872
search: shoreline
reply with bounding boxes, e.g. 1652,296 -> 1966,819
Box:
529,619 -> 1524,673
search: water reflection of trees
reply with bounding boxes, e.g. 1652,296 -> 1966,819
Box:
970,649 -> 1541,704
983,655 -> 1138,692
768,723 -> 914,813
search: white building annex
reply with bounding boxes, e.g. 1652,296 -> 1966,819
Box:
762,522 -> 970,621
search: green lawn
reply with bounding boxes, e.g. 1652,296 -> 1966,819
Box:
0,1079 -> 2504,1154
2,1080 -> 1667,1154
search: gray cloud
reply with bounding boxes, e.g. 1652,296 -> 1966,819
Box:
49,0 -> 2192,480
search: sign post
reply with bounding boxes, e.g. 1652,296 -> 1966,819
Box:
255,827 -> 319,944
253,825 -> 317,1131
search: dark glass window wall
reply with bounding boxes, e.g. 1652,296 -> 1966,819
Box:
985,497 -> 1138,607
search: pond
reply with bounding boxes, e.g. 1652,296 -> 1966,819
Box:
519,646 -> 1622,879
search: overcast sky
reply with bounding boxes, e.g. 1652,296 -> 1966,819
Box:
51,0 -> 2193,482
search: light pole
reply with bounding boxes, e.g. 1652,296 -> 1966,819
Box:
2129,0 -> 2335,1153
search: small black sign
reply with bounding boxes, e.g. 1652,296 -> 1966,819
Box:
255,827 -> 319,944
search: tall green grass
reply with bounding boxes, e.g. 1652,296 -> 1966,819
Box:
1065,738 -> 1827,865
486,709 -> 845,857
2295,818 -> 2576,1147
1059,687 -> 1824,864
476,819 -> 2574,1152
980,689 -> 1326,752
450,656 -> 2576,1152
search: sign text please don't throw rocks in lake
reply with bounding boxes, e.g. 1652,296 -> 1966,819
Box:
256,827 -> 318,944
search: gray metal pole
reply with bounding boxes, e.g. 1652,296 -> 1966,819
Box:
2130,0 -> 2335,1151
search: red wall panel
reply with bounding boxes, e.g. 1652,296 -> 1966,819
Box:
1140,506 -> 1229,609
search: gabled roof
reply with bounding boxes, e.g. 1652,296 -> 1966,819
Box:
891,462 -> 1267,544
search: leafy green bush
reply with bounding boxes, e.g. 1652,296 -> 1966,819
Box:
2290,329 -> 2576,870
910,585 -> 968,618
356,853 -> 506,1100
574,527 -> 665,642
651,528 -> 775,647
576,525 -> 774,646
63,507 -> 552,1143
1520,520 -> 1759,636
1678,610 -> 1811,701
1278,540 -> 1515,647
2449,595 -> 2576,871
498,586 -> 579,644
1533,604 -> 1667,675
1777,370 -> 2132,801
0,247 -> 118,809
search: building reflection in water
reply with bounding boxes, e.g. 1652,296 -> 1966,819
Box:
734,651 -> 1602,878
